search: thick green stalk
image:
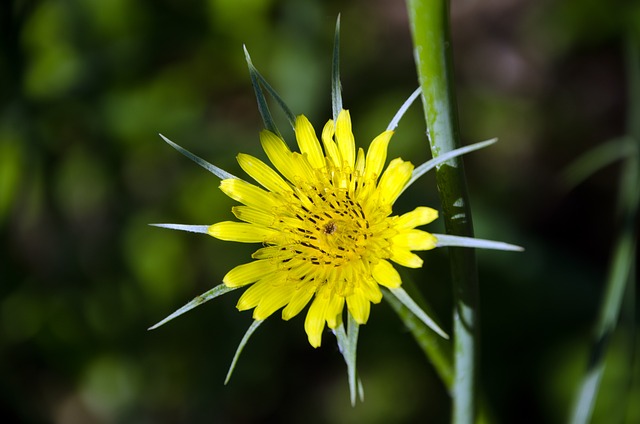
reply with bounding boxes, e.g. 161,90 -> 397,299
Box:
407,1 -> 480,423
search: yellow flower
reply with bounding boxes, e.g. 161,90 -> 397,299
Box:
209,110 -> 439,348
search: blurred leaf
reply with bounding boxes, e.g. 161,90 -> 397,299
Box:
53,146 -> 111,220
207,0 -> 273,40
22,2 -> 82,98
0,133 -> 23,223
560,136 -> 636,192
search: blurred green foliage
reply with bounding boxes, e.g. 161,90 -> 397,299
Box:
1,0 -> 638,423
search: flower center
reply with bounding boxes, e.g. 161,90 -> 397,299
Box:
322,221 -> 337,235
279,185 -> 375,268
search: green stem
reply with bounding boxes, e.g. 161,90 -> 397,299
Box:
407,1 -> 480,423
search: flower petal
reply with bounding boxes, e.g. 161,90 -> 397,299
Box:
390,247 -> 424,268
260,130 -> 296,182
321,119 -> 341,168
220,179 -> 276,210
355,147 -> 365,176
325,293 -> 345,329
358,274 -> 383,303
289,152 -> 316,182
393,229 -> 437,250
236,279 -> 273,311
232,206 -> 275,227
377,158 -> 413,204
295,115 -> 325,169
282,284 -> 316,320
394,206 -> 438,229
253,282 -> 294,320
349,148 -> 366,194
251,245 -> 295,261
237,153 -> 291,193
305,290 -> 331,348
364,130 -> 393,181
223,259 -> 276,288
335,110 -> 355,169
372,259 -> 402,289
346,291 -> 370,324
208,221 -> 278,243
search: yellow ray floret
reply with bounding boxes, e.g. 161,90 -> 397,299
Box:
209,110 -> 439,347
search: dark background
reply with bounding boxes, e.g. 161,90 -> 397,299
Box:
1,0 -> 638,423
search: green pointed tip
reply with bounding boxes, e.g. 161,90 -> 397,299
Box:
390,287 -> 449,339
248,61 -> 297,128
158,134 -> 238,180
434,234 -> 524,252
148,284 -> 237,330
404,137 -> 498,193
243,46 -> 280,136
331,14 -> 343,122
225,320 -> 264,385
333,315 -> 361,406
242,44 -> 253,65
148,223 -> 210,234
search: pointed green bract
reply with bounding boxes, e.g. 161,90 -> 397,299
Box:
333,313 -> 362,406
160,134 -> 238,180
251,64 -> 296,129
390,286 -> 448,339
404,138 -> 497,193
148,284 -> 238,330
346,313 -> 360,405
225,319 -> 264,384
331,15 -> 343,123
434,234 -> 524,252
244,46 -> 280,137
149,223 -> 210,234
387,87 -> 421,131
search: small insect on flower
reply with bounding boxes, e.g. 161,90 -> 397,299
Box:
323,221 -> 337,235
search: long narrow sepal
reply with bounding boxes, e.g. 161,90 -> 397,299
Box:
331,15 -> 343,122
149,224 -> 210,234
333,313 -> 363,406
159,134 -> 238,180
346,313 -> 360,405
389,287 -> 449,339
244,45 -> 281,136
387,87 -> 422,131
225,319 -> 264,384
250,64 -> 296,129
242,46 -> 296,129
403,138 -> 498,193
148,284 -> 238,330
434,234 -> 524,252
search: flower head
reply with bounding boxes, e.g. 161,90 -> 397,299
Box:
149,23 -> 521,401
210,110 -> 438,347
